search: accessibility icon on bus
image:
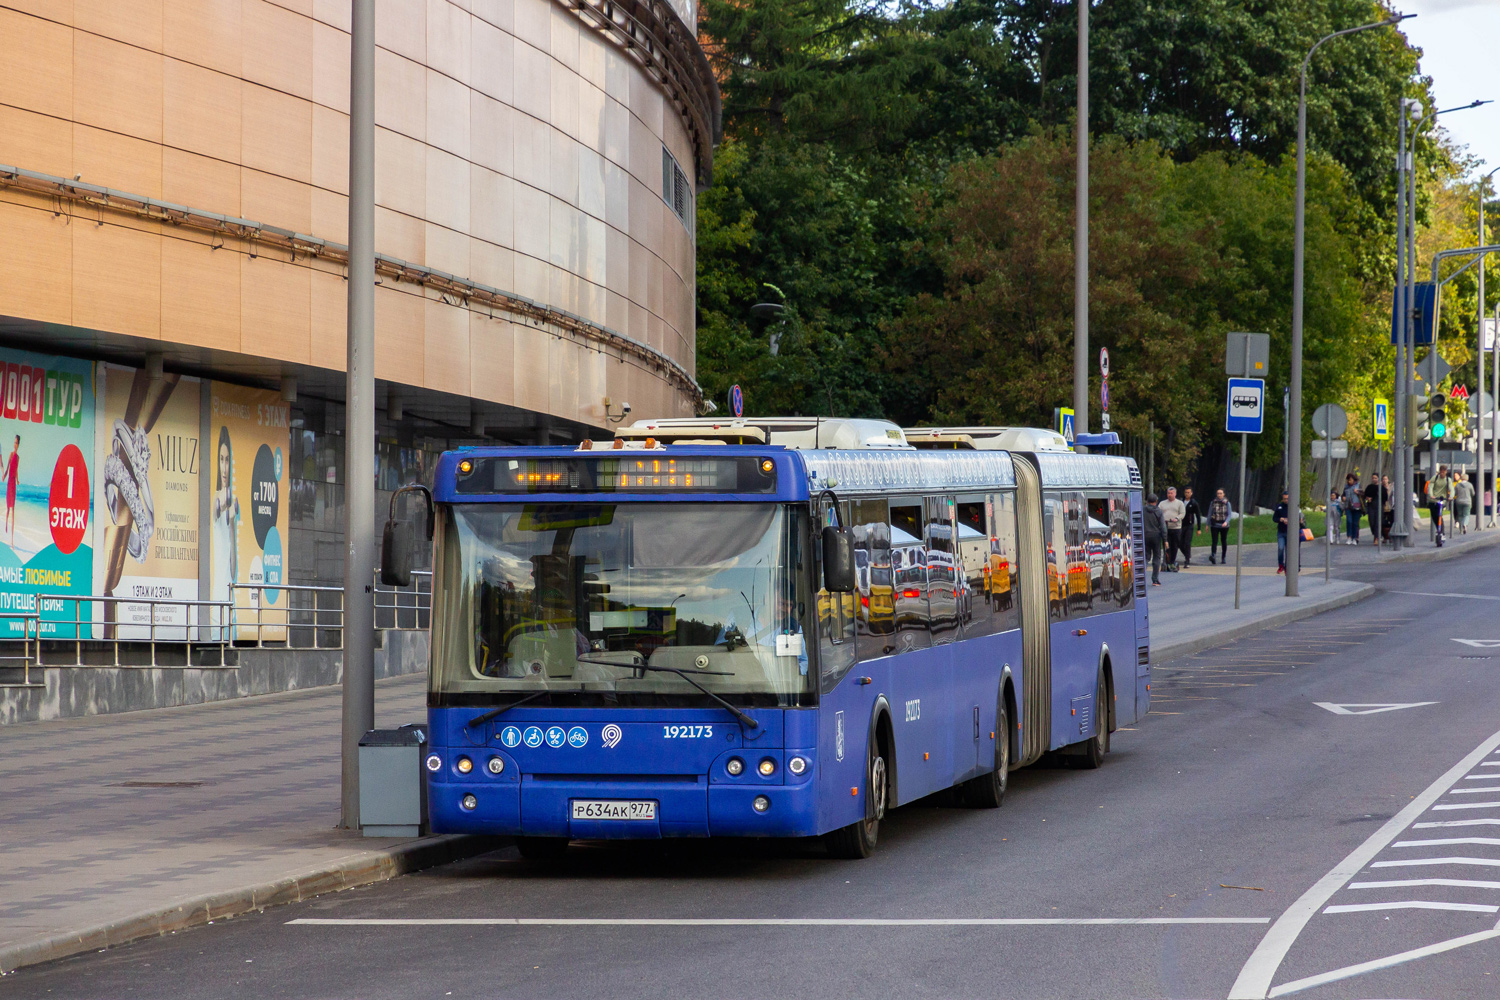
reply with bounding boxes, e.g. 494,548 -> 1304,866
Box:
501,726 -> 522,748
523,726 -> 544,748
546,726 -> 567,748
567,726 -> 589,748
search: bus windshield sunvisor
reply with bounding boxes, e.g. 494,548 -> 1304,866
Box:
430,502 -> 812,704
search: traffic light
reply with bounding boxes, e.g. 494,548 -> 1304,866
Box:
1407,395 -> 1429,440
1428,391 -> 1448,440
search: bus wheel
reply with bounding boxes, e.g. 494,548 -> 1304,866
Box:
515,836 -> 570,860
961,699 -> 1009,808
1072,670 -> 1109,770
827,739 -> 887,859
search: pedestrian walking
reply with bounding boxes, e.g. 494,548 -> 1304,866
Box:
1143,493 -> 1166,586
1340,473 -> 1362,545
1381,475 -> 1395,541
1429,465 -> 1451,540
1454,472 -> 1474,534
1207,488 -> 1232,564
1180,487 -> 1201,568
1273,490 -> 1304,574
1159,487 -> 1186,572
1362,473 -> 1382,545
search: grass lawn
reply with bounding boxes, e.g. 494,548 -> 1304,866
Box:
1189,510 -> 1329,546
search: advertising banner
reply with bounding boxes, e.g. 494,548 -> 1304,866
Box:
209,382 -> 289,641
0,348 -> 94,638
93,365 -> 201,640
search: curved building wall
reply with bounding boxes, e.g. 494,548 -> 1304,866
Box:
0,0 -> 707,427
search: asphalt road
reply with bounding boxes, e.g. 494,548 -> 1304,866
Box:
10,552 -> 1500,999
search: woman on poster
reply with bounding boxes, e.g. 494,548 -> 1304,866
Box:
210,425 -> 240,638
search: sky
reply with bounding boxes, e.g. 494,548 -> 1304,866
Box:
1399,0 -> 1500,176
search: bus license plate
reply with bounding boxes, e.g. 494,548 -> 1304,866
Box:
571,799 -> 656,820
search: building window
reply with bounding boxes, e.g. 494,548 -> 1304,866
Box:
661,145 -> 692,231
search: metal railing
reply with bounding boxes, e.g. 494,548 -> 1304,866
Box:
0,574 -> 439,677
374,570 -> 431,632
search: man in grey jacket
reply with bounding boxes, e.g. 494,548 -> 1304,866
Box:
1159,487 -> 1186,572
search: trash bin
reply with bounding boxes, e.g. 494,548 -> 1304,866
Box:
358,723 -> 428,837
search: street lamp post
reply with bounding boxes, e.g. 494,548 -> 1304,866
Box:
1073,0 -> 1089,452
1481,166 -> 1499,527
1287,14 -> 1408,597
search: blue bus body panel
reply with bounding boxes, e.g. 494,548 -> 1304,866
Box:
427,706 -> 821,839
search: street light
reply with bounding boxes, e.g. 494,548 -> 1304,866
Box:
750,282 -> 787,356
1396,99 -> 1489,547
1287,13 -> 1410,597
1479,164 -> 1500,527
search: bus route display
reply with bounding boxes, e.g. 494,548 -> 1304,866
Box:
454,456 -> 778,494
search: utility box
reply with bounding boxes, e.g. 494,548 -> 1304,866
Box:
359,723 -> 428,838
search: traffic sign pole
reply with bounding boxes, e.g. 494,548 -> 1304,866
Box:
1235,432 -> 1247,610
1225,373 -> 1266,610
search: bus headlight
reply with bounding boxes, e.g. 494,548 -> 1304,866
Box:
787,756 -> 808,776
425,754 -> 442,772
487,756 -> 505,775
753,795 -> 771,813
456,756 -> 473,774
726,757 -> 744,776
461,794 -> 478,811
758,758 -> 776,777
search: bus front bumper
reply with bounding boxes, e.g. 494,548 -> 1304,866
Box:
429,777 -> 819,839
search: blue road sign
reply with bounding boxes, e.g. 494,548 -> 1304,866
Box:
730,384 -> 744,418
1056,407 -> 1075,442
1373,398 -> 1389,440
1226,378 -> 1265,434
1390,283 -> 1437,346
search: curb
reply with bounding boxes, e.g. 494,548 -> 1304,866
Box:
1377,529 -> 1500,564
0,834 -> 506,975
1150,582 -> 1376,664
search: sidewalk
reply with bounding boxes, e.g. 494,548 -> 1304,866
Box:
1147,568 -> 1374,663
0,674 -> 495,975
1202,518 -> 1500,570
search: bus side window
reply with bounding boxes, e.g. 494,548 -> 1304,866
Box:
889,502 -> 931,651
1111,491 -> 1135,609
849,498 -> 894,661
817,502 -> 857,692
955,495 -> 990,637
1043,494 -> 1067,622
1086,495 -> 1111,611
988,491 -> 1021,632
925,496 -> 959,643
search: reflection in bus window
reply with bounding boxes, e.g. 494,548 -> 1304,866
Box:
1043,494 -> 1067,622
955,496 -> 990,637
1063,493 -> 1091,614
1110,491 -> 1135,609
889,502 -> 931,651
925,497 -> 960,642
1087,495 -> 1111,609
987,491 -> 1021,633
849,498 -> 894,661
817,502 -> 857,691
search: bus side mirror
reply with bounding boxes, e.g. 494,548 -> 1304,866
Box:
822,526 -> 856,592
381,519 -> 414,587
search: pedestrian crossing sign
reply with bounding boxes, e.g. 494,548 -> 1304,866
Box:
1373,398 -> 1389,440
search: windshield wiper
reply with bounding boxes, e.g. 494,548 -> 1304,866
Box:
629,663 -> 759,730
575,651 -> 648,668
467,689 -> 549,728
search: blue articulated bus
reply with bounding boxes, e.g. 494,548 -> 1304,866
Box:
388,419 -> 1148,859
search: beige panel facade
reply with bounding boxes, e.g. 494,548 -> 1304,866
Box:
0,0 -> 704,427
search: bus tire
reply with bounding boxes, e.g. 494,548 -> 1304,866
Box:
1072,669 -> 1109,770
826,735 -> 888,859
515,836 -> 570,860
961,698 -> 1009,808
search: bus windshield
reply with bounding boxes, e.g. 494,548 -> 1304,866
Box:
430,502 -> 813,706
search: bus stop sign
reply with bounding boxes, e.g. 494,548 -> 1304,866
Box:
1226,378 -> 1265,434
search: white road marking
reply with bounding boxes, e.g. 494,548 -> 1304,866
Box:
1313,701 -> 1438,716
1323,901 -> 1500,914
1463,774 -> 1500,780
1394,838 -> 1500,848
1415,819 -> 1500,828
1371,856 -> 1500,869
1480,761 -> 1500,766
1431,801 -> 1500,811
1350,878 -> 1500,890
285,917 -> 1271,927
1401,594 -> 1500,603
1228,725 -> 1500,1000
1446,787 -> 1500,795
1266,919 -> 1500,998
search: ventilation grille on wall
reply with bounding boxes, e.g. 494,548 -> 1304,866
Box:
662,145 -> 692,230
